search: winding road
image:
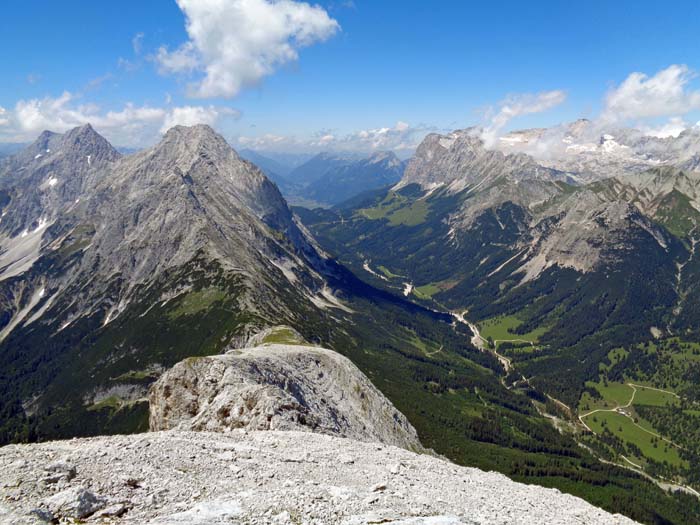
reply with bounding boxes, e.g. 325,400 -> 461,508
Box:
451,311 -> 513,372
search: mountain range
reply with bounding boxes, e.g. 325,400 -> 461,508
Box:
2,123 -> 700,524
0,123 -> 342,441
300,121 -> 700,503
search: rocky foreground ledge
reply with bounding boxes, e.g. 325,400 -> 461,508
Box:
0,430 -> 637,524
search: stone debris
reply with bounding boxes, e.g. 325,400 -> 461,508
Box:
43,486 -> 107,519
42,460 -> 77,484
0,430 -> 639,524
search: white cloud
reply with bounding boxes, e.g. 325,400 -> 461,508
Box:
157,0 -> 339,99
315,134 -> 335,144
132,32 -> 145,55
85,73 -> 113,92
236,121 -> 434,153
156,42 -> 199,74
160,105 -> 239,133
11,92 -> 166,137
395,121 -> 410,132
343,121 -> 428,151
117,57 -> 141,73
642,117 -> 689,138
0,92 -> 238,146
238,134 -> 288,149
481,90 -> 567,147
602,65 -> 700,122
0,107 -> 8,127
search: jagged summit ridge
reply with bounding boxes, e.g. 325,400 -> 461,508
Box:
0,123 -> 121,238
398,129 -> 567,193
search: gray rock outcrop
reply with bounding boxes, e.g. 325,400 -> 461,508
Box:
149,343 -> 423,451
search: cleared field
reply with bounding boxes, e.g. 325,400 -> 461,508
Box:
478,315 -> 547,346
577,339 -> 700,484
166,287 -> 226,319
582,411 -> 684,467
378,265 -> 401,279
414,283 -> 441,298
579,381 -> 633,412
580,381 -> 678,411
358,192 -> 429,227
260,326 -> 307,345
632,385 -> 679,407
387,200 -> 429,226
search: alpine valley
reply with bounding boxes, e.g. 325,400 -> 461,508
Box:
299,120 -> 700,521
3,123 -> 700,524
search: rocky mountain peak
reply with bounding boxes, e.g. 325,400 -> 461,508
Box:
400,129 -> 560,192
162,123 -> 229,148
59,123 -> 120,163
30,130 -> 60,151
152,124 -> 237,168
126,124 -> 296,233
0,125 -> 122,237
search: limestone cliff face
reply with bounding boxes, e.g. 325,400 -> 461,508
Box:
398,130 -> 566,193
149,342 -> 423,451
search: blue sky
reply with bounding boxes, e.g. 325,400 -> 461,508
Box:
1,0 -> 700,151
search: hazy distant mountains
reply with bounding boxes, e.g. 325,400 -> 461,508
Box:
241,149 -> 406,207
496,119 -> 700,182
238,149 -> 313,183
0,143 -> 27,158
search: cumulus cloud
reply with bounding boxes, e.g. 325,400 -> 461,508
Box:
156,42 -> 199,74
160,105 -> 239,133
602,65 -> 700,122
343,121 -> 429,151
10,92 -> 165,138
157,0 -> 339,98
641,117 -> 689,139
481,90 -> 567,147
238,133 -> 289,149
236,121 -> 434,153
0,92 -> 238,146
